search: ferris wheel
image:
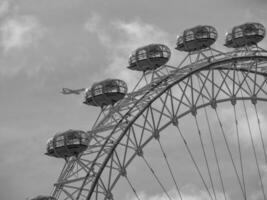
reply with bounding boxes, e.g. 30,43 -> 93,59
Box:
31,23 -> 267,200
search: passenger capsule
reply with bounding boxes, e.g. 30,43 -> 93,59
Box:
176,25 -> 217,52
225,23 -> 265,48
128,44 -> 171,71
84,79 -> 127,107
30,196 -> 56,200
46,130 -> 90,158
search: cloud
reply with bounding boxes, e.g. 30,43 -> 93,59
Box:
217,103 -> 267,149
232,107 -> 267,147
0,0 -> 44,52
0,15 -> 44,52
249,164 -> 267,200
262,165 -> 267,193
85,14 -> 173,90
127,185 -> 229,200
0,1 -> 47,76
0,0 -> 11,18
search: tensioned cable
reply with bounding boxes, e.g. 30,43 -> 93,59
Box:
196,75 -> 227,200
141,155 -> 173,200
157,139 -> 183,200
175,125 -> 214,200
125,176 -> 142,200
92,109 -> 104,129
254,104 -> 267,163
240,100 -> 266,200
214,109 -> 246,198
233,105 -> 247,199
249,55 -> 267,162
237,72 -> 267,200
133,75 -> 146,92
194,114 -> 217,200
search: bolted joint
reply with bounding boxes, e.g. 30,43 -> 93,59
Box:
230,95 -> 236,106
106,191 -> 113,200
153,129 -> 160,140
207,57 -> 212,63
172,117 -> 178,126
151,81 -> 158,87
163,80 -> 168,86
191,105 -> 197,116
251,95 -> 257,105
136,147 -> 143,157
90,167 -> 96,177
120,167 -> 127,177
210,98 -> 217,109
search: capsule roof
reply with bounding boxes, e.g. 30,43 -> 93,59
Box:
128,44 -> 171,72
225,22 -> 265,48
84,79 -> 127,107
176,25 -> 217,52
46,129 -> 90,158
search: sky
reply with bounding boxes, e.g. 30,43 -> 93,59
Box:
0,0 -> 267,200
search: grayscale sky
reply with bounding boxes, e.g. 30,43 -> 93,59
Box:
0,0 -> 267,200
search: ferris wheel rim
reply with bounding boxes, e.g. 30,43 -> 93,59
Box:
83,53 -> 267,200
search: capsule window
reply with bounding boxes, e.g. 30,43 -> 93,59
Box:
86,91 -> 92,98
81,136 -> 89,145
163,51 -> 169,58
185,31 -> 194,41
47,140 -> 53,150
137,50 -> 147,60
210,32 -> 216,39
55,139 -> 64,147
226,33 -> 232,41
105,86 -> 117,93
119,86 -> 126,93
129,55 -> 136,64
177,37 -> 184,45
234,28 -> 243,38
149,51 -> 161,58
244,25 -> 256,36
94,85 -> 103,95
48,145 -> 53,150
196,28 -> 208,39
259,29 -> 264,35
68,138 -> 80,145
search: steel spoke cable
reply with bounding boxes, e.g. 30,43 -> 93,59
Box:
133,75 -> 147,92
241,100 -> 266,199
125,176 -> 142,200
141,155 -> 173,200
236,75 -> 267,200
254,104 -> 267,163
122,130 -> 132,166
194,115 -> 217,200
253,54 -> 267,163
194,71 -> 212,106
196,76 -> 227,200
157,139 -> 183,200
175,124 -> 214,200
236,69 -> 267,199
138,109 -> 150,146
144,73 -> 149,85
249,52 -> 267,159
92,109 -> 104,129
233,105 -> 247,198
214,109 -> 246,198
156,95 -> 172,130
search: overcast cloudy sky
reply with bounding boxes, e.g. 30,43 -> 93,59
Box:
0,0 -> 267,200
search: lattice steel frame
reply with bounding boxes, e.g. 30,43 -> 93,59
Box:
51,46 -> 267,200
